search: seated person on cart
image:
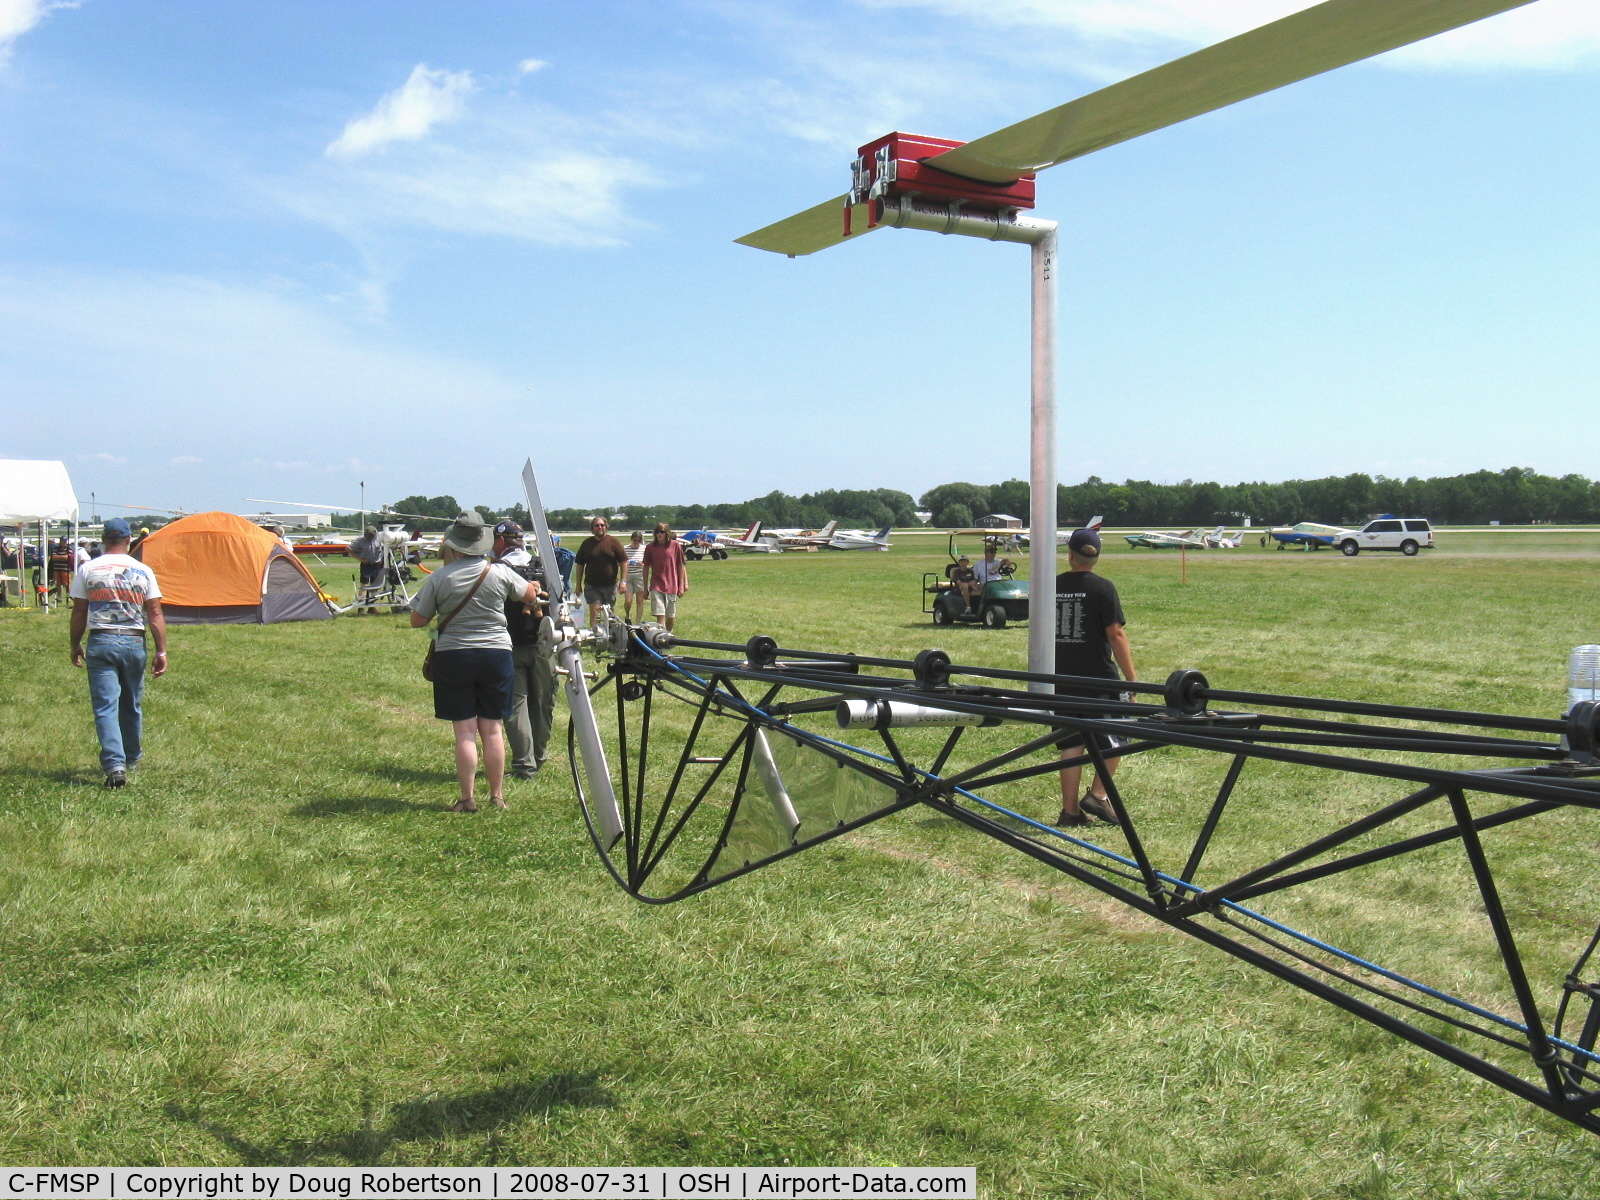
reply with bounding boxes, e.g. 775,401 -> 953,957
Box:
948,556 -> 978,610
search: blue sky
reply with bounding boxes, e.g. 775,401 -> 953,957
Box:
1,0 -> 1597,516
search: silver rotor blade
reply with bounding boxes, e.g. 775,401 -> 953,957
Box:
736,196 -> 876,257
927,0 -> 1538,184
521,457 -> 623,850
519,458 -> 565,608
243,498 -> 440,522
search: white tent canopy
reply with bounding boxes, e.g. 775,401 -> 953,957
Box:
0,460 -> 80,523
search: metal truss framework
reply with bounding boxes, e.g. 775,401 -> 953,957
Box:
566,625 -> 1600,1136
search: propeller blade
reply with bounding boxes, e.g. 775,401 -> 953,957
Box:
927,0 -> 1538,184
735,195 -> 876,257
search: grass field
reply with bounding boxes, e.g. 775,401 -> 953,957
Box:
3,532 -> 1600,1196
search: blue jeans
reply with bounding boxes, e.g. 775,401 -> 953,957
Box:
86,633 -> 146,773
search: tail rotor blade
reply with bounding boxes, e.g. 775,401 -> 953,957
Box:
927,0 -> 1538,184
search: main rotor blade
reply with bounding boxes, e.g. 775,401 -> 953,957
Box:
735,196 -> 875,257
244,497 -> 440,521
928,0 -> 1538,184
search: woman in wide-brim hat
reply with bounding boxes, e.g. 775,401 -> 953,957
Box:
409,512 -> 540,811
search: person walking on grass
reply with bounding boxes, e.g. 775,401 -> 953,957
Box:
1053,526 -> 1137,829
493,520 -> 554,780
640,521 -> 688,632
573,516 -> 628,627
409,512 -> 540,813
623,530 -> 647,623
68,518 -> 167,788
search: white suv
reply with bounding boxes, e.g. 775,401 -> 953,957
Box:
1338,518 -> 1433,557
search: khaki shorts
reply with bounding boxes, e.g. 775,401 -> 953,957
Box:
650,590 -> 679,619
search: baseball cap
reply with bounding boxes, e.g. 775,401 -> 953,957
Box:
1067,527 -> 1102,556
495,520 -> 524,541
103,518 -> 132,539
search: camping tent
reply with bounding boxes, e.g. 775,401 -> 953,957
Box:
0,459 -> 79,609
137,511 -> 331,624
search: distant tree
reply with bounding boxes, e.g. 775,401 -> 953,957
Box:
943,502 -> 974,529
920,482 -> 990,527
989,479 -> 1029,520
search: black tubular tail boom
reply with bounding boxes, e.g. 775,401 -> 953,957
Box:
578,635 -> 1600,1132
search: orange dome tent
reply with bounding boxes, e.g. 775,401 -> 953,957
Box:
137,511 -> 331,624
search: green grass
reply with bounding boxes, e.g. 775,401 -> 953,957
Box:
3,535 -> 1600,1196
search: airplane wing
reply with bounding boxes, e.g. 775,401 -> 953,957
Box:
737,0 -> 1534,256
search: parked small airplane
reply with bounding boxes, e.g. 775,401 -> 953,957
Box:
828,525 -> 893,551
679,521 -> 781,559
1269,521 -> 1353,550
1205,528 -> 1247,549
1016,515 -> 1103,549
768,520 -> 838,549
1124,528 -> 1208,550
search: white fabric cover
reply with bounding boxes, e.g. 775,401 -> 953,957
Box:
0,460 -> 79,522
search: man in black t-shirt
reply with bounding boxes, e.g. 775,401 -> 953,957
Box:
1054,527 -> 1137,828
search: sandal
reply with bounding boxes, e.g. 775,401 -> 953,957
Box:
491,796 -> 508,810
448,799 -> 478,813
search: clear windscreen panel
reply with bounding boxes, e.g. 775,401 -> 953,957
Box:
573,671 -> 909,899
708,727 -> 905,882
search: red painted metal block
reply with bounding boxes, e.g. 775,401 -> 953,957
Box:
847,131 -> 1036,234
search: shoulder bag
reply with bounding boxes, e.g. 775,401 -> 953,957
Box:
422,561 -> 493,682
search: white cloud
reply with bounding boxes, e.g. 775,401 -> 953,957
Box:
292,82 -> 664,247
1392,0 -> 1600,70
312,147 -> 658,244
92,452 -> 127,464
517,58 -> 548,74
851,0 -> 1600,70
325,64 -> 476,159
0,0 -> 74,65
854,0 -> 1318,47
169,455 -> 202,465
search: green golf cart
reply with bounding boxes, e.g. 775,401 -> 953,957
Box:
922,532 -> 1030,628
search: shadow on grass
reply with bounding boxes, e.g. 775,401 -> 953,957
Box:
289,795 -> 445,817
0,763 -> 106,787
368,764 -> 455,786
169,1071 -> 616,1165
895,620 -> 1024,632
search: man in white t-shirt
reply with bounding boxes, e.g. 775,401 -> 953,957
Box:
68,518 -> 168,788
970,542 -> 1008,587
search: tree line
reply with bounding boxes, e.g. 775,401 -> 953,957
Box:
924,468 -> 1600,528
312,467 -> 1598,533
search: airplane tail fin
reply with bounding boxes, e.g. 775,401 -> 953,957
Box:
874,526 -> 891,541
1087,515 -> 1103,530
744,520 -> 761,542
819,520 -> 837,538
